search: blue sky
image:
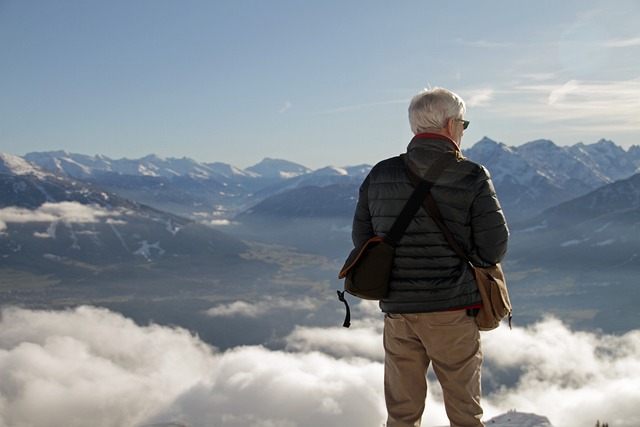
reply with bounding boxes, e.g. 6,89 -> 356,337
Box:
1,0 -> 639,169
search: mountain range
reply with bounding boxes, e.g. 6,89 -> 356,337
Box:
0,152 -> 276,315
2,136 -> 640,337
21,137 -> 640,225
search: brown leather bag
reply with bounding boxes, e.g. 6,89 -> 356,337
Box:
339,236 -> 395,301
470,263 -> 512,331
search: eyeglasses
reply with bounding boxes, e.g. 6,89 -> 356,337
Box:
454,118 -> 470,130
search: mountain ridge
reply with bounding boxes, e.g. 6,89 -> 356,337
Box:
20,137 -> 640,224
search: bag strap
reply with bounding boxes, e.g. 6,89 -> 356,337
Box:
401,155 -> 472,265
384,153 -> 454,246
337,153 -> 455,328
403,157 -> 514,329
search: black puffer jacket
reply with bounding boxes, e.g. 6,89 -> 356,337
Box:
352,134 -> 509,313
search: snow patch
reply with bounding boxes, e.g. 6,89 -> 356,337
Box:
594,239 -> 615,247
484,411 -> 553,427
0,153 -> 48,178
133,241 -> 165,260
34,223 -> 58,239
279,171 -> 302,179
595,222 -> 612,233
561,239 -> 584,247
518,222 -> 548,233
164,219 -> 181,236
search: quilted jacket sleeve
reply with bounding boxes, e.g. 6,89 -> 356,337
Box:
470,166 -> 509,265
351,174 -> 375,248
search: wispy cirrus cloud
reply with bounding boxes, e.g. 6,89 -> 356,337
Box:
474,78 -> 640,137
521,79 -> 640,121
601,36 -> 640,48
465,88 -> 494,107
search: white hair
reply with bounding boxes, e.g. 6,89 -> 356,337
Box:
408,87 -> 466,134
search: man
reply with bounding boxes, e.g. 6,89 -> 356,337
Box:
350,87 -> 509,426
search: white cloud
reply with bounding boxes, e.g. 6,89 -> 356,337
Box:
0,306 -> 638,427
0,306 -> 215,427
285,325 -> 384,360
547,80 -> 581,105
526,79 -> 640,120
0,306 -> 387,427
601,36 -> 640,47
0,202 -> 117,227
204,296 -> 317,318
465,88 -> 494,107
207,219 -> 232,226
482,317 -> 640,427
152,346 -> 387,427
478,77 -> 640,139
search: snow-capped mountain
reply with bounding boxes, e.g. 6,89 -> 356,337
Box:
23,152 -> 318,219
23,151 -> 257,180
245,157 -> 311,179
235,138 -> 639,224
567,139 -> 638,181
504,172 -> 640,332
22,151 -> 369,220
463,137 -> 640,222
510,172 -> 640,270
463,138 -> 575,222
0,152 -> 52,178
0,153 -> 267,289
0,152 -> 127,210
18,137 -> 640,226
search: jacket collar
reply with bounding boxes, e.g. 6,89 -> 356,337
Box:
407,132 -> 464,159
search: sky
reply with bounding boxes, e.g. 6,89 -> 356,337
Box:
1,0 -> 640,169
1,303 -> 639,427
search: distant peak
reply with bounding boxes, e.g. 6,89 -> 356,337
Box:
595,138 -> 616,146
477,136 -> 498,145
518,139 -> 563,153
467,136 -> 511,153
141,154 -> 164,162
246,158 -> 310,178
26,149 -> 71,157
526,139 -> 557,147
252,157 -> 300,167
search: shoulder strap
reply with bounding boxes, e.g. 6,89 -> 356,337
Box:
384,153 -> 454,246
401,155 -> 472,264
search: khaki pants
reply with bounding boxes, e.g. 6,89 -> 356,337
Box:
384,310 -> 483,427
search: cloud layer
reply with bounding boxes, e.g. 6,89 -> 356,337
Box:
0,304 -> 638,427
0,202 -> 119,233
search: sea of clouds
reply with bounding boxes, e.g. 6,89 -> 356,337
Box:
0,300 -> 638,427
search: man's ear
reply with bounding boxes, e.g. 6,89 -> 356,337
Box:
444,117 -> 455,137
